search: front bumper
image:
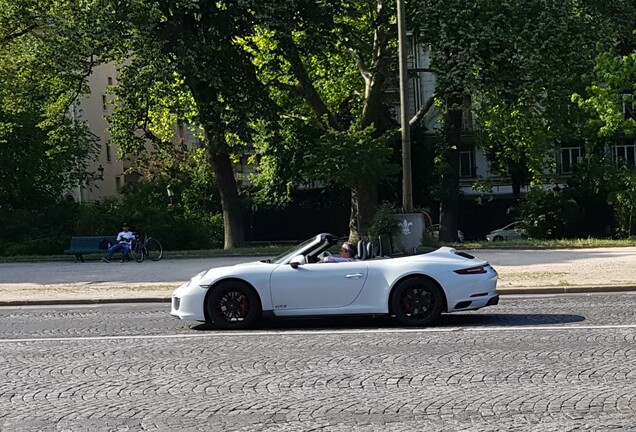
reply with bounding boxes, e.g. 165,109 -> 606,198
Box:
170,282 -> 207,321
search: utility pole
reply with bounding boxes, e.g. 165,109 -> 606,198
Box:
397,0 -> 412,212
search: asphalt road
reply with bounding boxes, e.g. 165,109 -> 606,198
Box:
1,293 -> 635,431
0,256 -> 257,285
1,248 -> 634,286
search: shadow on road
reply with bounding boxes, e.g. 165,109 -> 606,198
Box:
191,312 -> 585,332
437,313 -> 585,327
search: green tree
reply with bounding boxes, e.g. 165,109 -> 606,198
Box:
245,0 -> 431,240
413,0 -> 633,240
100,0 -> 278,248
573,50 -> 636,139
0,0 -> 99,210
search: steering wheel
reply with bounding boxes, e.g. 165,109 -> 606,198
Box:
317,251 -> 332,261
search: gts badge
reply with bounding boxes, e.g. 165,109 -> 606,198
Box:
274,304 -> 287,309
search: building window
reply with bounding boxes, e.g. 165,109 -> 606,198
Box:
621,93 -> 634,120
101,95 -> 108,111
614,142 -> 636,166
115,176 -> 122,191
107,76 -> 113,86
560,147 -> 582,173
106,144 -> 111,162
459,149 -> 474,178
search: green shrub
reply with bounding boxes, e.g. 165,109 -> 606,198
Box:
0,181 -> 225,255
0,203 -> 81,255
366,202 -> 400,239
517,187 -> 585,239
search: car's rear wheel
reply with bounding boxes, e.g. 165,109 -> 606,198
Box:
206,281 -> 261,329
391,277 -> 444,326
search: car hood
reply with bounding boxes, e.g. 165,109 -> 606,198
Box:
195,260 -> 274,285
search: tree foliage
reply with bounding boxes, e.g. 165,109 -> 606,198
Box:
573,50 -> 636,138
415,0 -> 628,182
96,0 -> 280,248
0,0 -> 100,209
243,0 -> 407,239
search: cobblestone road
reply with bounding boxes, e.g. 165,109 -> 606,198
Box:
0,293 -> 635,431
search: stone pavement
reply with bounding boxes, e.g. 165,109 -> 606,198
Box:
1,247 -> 635,305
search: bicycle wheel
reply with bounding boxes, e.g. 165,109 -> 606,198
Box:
145,237 -> 163,261
130,239 -> 144,263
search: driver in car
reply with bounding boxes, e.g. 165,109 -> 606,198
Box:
322,242 -> 356,262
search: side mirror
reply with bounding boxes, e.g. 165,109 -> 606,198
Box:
289,255 -> 306,269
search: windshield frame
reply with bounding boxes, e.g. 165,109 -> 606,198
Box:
268,234 -> 340,264
270,236 -> 320,264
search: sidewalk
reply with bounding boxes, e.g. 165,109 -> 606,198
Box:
1,248 -> 636,305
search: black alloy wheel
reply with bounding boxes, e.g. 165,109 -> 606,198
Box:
391,277 -> 444,326
206,281 -> 261,329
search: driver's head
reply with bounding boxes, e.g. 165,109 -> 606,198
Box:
340,242 -> 355,258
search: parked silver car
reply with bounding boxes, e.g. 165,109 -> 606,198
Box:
427,224 -> 465,242
486,222 -> 525,242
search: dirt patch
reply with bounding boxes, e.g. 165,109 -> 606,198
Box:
0,282 -> 175,303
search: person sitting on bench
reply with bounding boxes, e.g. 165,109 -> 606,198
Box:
102,222 -> 134,263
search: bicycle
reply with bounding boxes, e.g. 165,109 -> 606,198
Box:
130,233 -> 163,262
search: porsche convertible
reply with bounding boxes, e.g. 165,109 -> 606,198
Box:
171,233 -> 499,328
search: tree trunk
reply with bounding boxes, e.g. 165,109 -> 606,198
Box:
349,182 -> 378,242
439,94 -> 462,242
206,132 -> 245,249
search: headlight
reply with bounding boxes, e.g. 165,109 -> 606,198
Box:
194,270 -> 209,279
188,270 -> 210,288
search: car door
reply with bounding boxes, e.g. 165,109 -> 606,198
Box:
270,261 -> 369,313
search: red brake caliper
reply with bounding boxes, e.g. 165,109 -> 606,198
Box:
241,296 -> 250,316
403,291 -> 413,314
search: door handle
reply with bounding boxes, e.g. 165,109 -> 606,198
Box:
345,273 -> 364,279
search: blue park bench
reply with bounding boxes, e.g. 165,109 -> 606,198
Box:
64,236 -> 117,262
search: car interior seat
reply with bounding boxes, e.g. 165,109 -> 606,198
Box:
366,241 -> 376,259
357,240 -> 368,260
378,234 -> 393,257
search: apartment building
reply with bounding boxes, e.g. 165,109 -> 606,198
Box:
66,62 -> 125,203
400,36 -> 636,201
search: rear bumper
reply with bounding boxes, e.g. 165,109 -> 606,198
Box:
448,292 -> 499,312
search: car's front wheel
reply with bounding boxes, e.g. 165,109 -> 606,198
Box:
205,281 -> 261,329
391,277 -> 444,326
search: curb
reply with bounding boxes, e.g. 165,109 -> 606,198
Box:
1,286 -> 635,307
497,285 -> 636,295
0,297 -> 172,306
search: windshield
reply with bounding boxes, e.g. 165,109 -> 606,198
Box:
269,237 -> 318,264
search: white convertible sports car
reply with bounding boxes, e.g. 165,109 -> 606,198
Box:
171,233 -> 499,329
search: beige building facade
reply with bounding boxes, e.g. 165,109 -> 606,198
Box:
67,62 -> 127,203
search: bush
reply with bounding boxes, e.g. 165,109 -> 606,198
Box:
72,200 -> 223,251
517,187 -> 586,239
0,182 -> 225,256
366,202 -> 400,239
0,203 -> 80,256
